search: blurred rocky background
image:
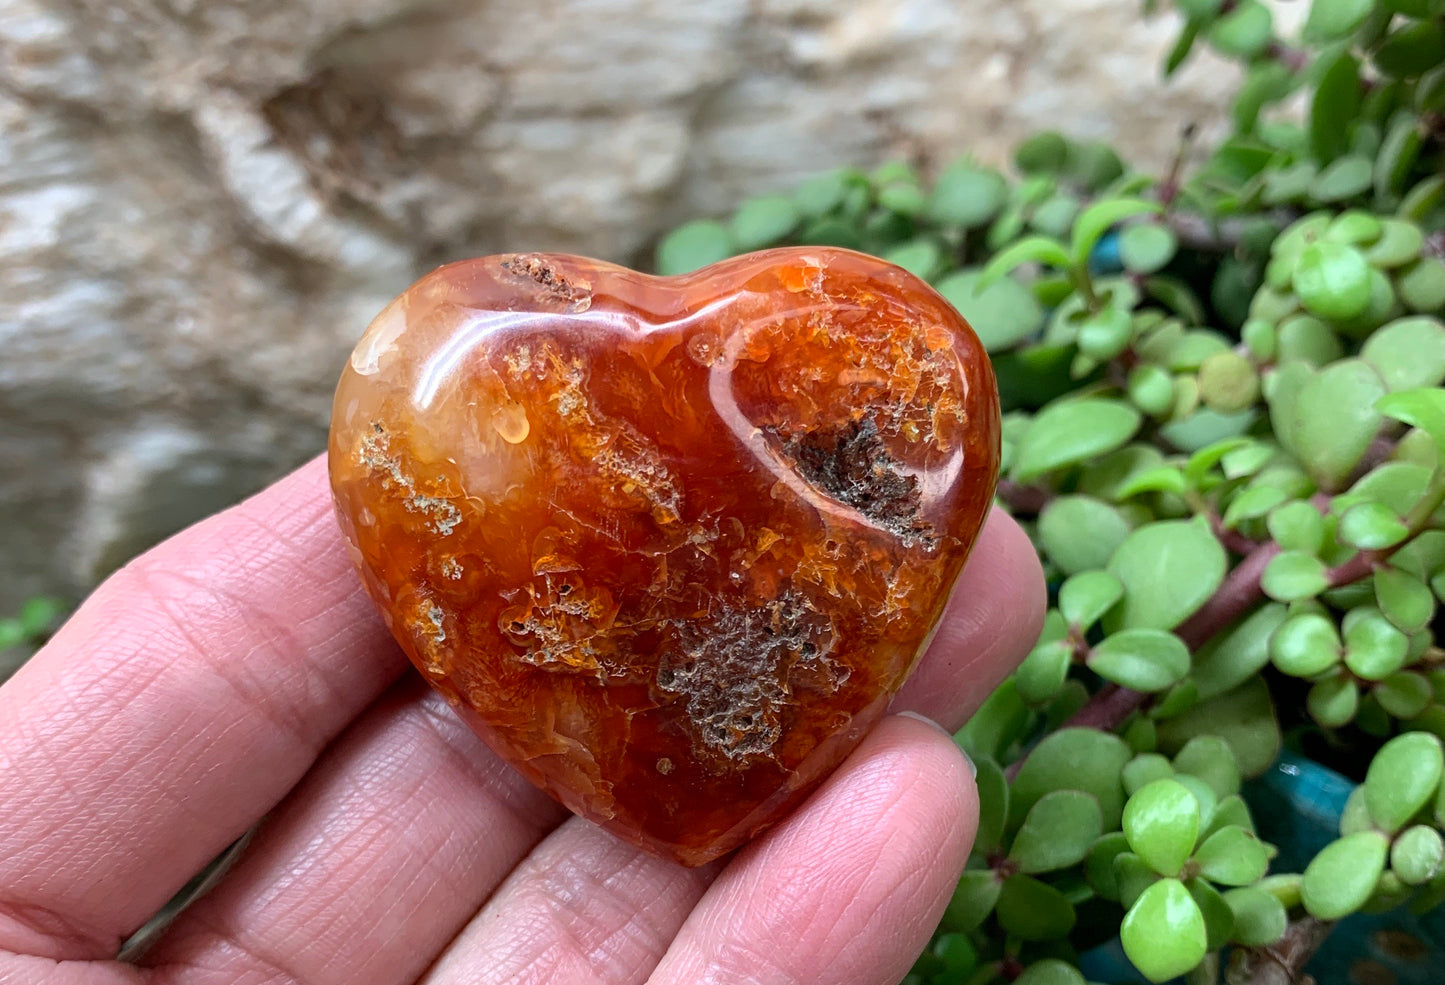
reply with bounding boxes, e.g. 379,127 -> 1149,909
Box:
1,0 -> 1284,609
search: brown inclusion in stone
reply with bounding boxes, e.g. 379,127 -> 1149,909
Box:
328,247 -> 1000,865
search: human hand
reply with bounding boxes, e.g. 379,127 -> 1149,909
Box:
0,457 -> 1043,985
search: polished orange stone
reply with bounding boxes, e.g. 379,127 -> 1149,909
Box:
328,247 -> 1000,865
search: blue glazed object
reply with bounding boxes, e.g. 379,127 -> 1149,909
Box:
1080,751 -> 1445,984
1247,751 -> 1445,985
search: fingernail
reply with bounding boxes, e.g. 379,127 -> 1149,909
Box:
896,711 -> 978,778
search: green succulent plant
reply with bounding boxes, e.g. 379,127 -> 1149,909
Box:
660,1 -> 1445,981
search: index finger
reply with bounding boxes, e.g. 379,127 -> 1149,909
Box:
0,457 -> 407,961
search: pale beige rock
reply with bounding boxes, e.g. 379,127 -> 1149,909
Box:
0,0 -> 1292,610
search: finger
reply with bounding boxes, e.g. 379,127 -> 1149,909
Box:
644,714 -> 976,985
896,506 -> 1046,730
141,681 -> 566,985
0,456 -> 407,960
140,498 -> 1039,985
418,820 -> 718,985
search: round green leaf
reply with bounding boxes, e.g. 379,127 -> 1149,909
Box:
1124,754 -> 1176,796
1260,502 -> 1323,557
928,163 -> 1008,228
1374,20 -> 1445,78
1378,387 -> 1445,456
1015,131 -> 1069,175
1375,567 -> 1436,633
1013,398 -> 1143,482
1270,359 -> 1387,490
1086,832 -> 1132,900
1304,0 -> 1374,41
1195,825 -> 1272,885
973,756 -> 1010,854
1120,223 -> 1178,274
1188,876 -> 1236,950
796,217 -> 862,250
877,181 -> 925,218
1017,639 -> 1073,705
1038,496 -> 1134,576
1344,460 -> 1434,517
1310,50 -> 1361,162
1294,241 -> 1372,321
1256,873 -> 1304,910
1123,778 -> 1201,877
1176,0 -> 1226,20
940,870 -> 1002,932
1011,728 -> 1132,829
1156,678 -> 1282,778
1115,851 -> 1163,908
935,269 -> 1046,352
1208,0 -> 1273,58
1223,484 -> 1287,528
1106,519 -> 1228,631
1121,878 -> 1208,983
1367,220 -> 1425,268
1398,257 -> 1445,313
1243,319 -> 1278,363
1391,825 -> 1444,885
1374,670 -> 1433,718
1014,960 -> 1086,985
996,874 -> 1077,941
1127,363 -> 1176,417
792,168 -> 859,216
1010,790 -> 1105,874
1302,831 -> 1390,919
1059,570 -> 1125,630
931,931 -> 977,977
1192,603 -> 1288,701
1224,886 -> 1287,946
1076,304 -> 1134,362
1173,735 -> 1242,798
1198,351 -> 1261,414
1361,317 -> 1445,391
1326,210 -> 1382,248
655,220 -> 733,275
1088,628 -> 1191,693
1126,715 -> 1160,754
729,196 -> 800,250
1205,794 -> 1257,841
1261,550 -> 1330,603
1071,197 -> 1162,267
1343,607 -> 1411,680
1365,731 -> 1444,832
1277,314 -> 1344,367
1311,154 -> 1373,202
1339,501 -> 1410,550
1308,673 -> 1360,727
1270,612 -> 1342,677
884,239 -> 942,280
1173,773 -> 1219,832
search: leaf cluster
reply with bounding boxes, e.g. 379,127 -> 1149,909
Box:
657,1 -> 1445,981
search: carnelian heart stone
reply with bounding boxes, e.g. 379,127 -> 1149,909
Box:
328,247 -> 1000,865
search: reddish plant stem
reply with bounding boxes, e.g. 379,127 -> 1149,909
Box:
1025,540 -> 1283,763
1008,451 -> 1445,774
1177,541 -> 1282,649
1004,683 -> 1149,781
1225,916 -> 1332,985
1208,510 -> 1262,557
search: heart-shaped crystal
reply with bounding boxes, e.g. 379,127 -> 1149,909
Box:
329,247 -> 999,865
